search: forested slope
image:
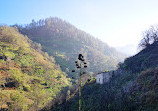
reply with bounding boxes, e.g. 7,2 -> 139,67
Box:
123,41 -> 158,72
50,27 -> 158,111
0,26 -> 71,111
15,17 -> 126,79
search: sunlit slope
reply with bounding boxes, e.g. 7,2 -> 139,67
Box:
0,26 -> 70,111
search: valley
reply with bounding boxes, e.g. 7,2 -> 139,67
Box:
0,17 -> 158,111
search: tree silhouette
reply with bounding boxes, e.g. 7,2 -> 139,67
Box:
139,25 -> 158,48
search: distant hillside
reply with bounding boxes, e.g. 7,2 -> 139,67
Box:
0,26 -> 71,111
15,17 -> 126,79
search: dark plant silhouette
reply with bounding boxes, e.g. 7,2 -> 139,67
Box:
72,54 -> 87,111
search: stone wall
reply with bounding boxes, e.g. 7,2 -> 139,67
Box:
96,69 -> 123,84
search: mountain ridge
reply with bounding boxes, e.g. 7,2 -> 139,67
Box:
14,17 -> 126,79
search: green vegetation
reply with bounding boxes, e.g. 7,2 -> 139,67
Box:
0,18 -> 157,111
50,26 -> 158,111
14,17 -> 126,79
0,26 -> 71,111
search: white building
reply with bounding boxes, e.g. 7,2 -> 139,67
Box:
96,72 -> 112,84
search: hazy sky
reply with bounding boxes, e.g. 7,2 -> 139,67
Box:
1,0 -> 158,55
